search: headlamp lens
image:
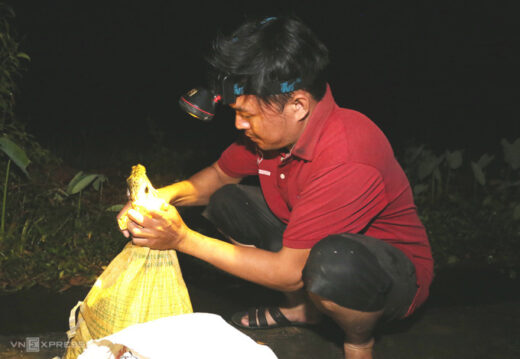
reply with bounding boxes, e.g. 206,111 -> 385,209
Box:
178,87 -> 217,121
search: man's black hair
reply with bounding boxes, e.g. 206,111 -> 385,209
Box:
206,16 -> 329,110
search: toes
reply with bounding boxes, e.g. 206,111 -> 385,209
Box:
241,315 -> 249,326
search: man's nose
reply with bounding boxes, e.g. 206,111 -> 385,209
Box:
235,115 -> 250,130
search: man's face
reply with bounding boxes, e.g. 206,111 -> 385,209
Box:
230,95 -> 307,151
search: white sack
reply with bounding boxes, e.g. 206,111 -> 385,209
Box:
77,313 -> 277,359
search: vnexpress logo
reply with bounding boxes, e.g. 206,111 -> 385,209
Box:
26,337 -> 40,352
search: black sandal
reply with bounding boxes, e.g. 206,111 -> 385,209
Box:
231,307 -> 315,330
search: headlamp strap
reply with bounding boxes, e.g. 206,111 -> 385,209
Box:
220,76 -> 304,104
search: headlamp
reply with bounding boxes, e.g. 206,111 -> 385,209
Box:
178,76 -> 303,121
178,76 -> 237,121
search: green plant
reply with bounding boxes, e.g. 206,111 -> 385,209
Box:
402,146 -> 463,201
444,149 -> 463,193
471,153 -> 494,187
501,138 -> 520,171
0,135 -> 29,237
398,140 -> 520,276
0,4 -> 127,292
66,171 -> 108,219
499,138 -> 520,221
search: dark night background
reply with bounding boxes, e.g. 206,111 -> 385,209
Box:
1,2 -> 519,356
4,0 -> 517,168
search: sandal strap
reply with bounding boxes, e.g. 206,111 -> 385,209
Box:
268,307 -> 291,326
248,308 -> 258,328
257,307 -> 268,327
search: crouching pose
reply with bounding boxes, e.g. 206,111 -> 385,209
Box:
118,16 -> 433,359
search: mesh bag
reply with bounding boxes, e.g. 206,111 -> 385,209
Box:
64,242 -> 193,358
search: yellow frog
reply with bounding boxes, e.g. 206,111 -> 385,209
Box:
117,164 -> 167,231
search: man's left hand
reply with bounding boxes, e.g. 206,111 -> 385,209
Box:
127,204 -> 189,250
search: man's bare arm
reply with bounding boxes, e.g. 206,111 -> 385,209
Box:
181,229 -> 311,292
128,205 -> 310,292
117,162 -> 239,237
158,161 -> 241,206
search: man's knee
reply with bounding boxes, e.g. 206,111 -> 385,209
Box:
204,184 -> 237,219
302,234 -> 393,312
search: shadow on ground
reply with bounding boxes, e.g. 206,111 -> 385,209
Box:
1,209 -> 519,358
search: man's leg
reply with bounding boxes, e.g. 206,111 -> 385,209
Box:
308,292 -> 382,359
202,184 -> 285,252
203,184 -> 323,326
302,234 -> 418,359
203,185 -> 417,358
234,287 -> 323,328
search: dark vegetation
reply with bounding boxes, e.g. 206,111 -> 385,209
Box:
0,4 -> 519,293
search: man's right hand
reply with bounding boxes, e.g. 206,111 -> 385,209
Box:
117,162 -> 241,236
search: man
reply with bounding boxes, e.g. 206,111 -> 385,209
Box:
118,16 -> 433,359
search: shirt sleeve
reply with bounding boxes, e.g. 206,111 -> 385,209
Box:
217,136 -> 259,178
283,162 -> 388,248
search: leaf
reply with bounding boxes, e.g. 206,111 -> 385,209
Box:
482,195 -> 493,207
445,150 -> 463,170
476,153 -> 494,169
66,173 -> 99,195
407,145 -> 424,164
58,284 -> 72,293
1,5 -> 15,18
418,154 -> 444,180
447,255 -> 459,265
92,175 -> 108,191
106,204 -> 124,212
68,275 -> 92,286
501,138 -> 520,170
471,162 -> 486,186
0,135 -> 30,176
16,52 -> 30,61
413,184 -> 428,196
66,171 -> 84,193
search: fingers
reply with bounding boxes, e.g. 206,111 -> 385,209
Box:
117,201 -> 133,236
148,205 -> 185,225
148,205 -> 175,220
127,219 -> 153,239
125,205 -> 184,251
127,208 -> 145,225
131,235 -> 171,250
128,205 -> 172,224
116,201 -> 132,219
131,236 -> 149,247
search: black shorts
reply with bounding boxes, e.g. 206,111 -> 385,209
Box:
203,184 -> 418,320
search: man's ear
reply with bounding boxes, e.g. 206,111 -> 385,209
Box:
289,90 -> 312,122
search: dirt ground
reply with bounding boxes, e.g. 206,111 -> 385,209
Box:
1,212 -> 518,358
1,253 -> 519,359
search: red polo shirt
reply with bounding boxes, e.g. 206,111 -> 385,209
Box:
217,85 -> 433,315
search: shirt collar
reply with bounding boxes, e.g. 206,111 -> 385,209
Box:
291,84 -> 337,161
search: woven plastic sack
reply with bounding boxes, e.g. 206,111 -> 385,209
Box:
77,313 -> 278,359
64,242 -> 193,358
